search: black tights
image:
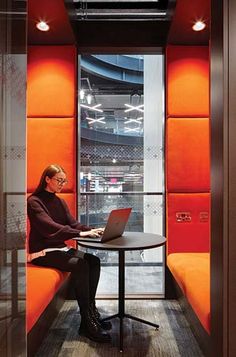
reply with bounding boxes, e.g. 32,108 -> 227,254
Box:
31,248 -> 100,314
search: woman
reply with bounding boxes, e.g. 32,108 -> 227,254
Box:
27,164 -> 112,343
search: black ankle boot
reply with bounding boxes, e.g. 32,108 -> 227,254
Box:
79,311 -> 111,343
90,302 -> 112,331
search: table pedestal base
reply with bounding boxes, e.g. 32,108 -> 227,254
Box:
102,313 -> 159,352
101,250 -> 159,352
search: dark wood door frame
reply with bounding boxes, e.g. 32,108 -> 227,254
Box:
211,0 -> 236,356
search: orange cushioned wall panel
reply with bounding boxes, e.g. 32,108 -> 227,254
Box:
58,193 -> 77,248
167,193 -> 210,254
27,46 -> 76,118
26,265 -> 69,332
27,118 -> 75,193
58,193 -> 76,216
167,46 -> 209,117
167,118 -> 210,192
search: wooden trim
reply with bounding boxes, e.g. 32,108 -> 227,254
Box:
27,276 -> 70,357
210,1 -> 225,356
227,1 -> 236,356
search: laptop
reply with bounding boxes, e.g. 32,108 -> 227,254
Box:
75,208 -> 132,243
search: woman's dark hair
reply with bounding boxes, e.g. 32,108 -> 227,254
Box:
32,164 -> 66,195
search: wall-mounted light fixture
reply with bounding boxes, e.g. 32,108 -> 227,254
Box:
36,21 -> 50,32
192,20 -> 206,32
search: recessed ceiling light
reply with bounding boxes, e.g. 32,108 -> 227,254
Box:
36,21 -> 50,32
192,21 -> 206,32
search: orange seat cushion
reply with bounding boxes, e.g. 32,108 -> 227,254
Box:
167,46 -> 209,117
167,253 -> 210,333
26,264 -> 69,332
27,46 -> 76,118
27,118 -> 75,193
166,118 -> 210,192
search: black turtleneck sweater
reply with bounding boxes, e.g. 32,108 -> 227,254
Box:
27,190 -> 90,253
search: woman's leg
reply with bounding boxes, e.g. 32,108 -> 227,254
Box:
31,250 -> 111,342
83,253 -> 100,303
32,250 -> 90,314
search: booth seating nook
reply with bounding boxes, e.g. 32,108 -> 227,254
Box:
26,43 -> 211,355
26,45 -> 77,356
165,46 -> 210,354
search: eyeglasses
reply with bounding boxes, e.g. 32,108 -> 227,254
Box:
52,177 -> 68,185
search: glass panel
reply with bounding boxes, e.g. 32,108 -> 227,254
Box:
0,1 -> 27,354
79,54 -> 164,296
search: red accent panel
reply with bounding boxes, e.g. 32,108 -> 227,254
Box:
167,193 -> 210,254
166,118 -> 210,192
167,46 -> 209,117
27,118 -> 75,192
27,46 -> 76,117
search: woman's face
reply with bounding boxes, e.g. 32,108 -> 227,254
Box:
45,171 -> 68,193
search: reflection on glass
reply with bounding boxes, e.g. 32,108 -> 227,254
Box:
0,1 -> 27,354
79,54 -> 164,296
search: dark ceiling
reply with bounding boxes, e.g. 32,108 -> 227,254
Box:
27,0 -> 210,48
168,0 -> 210,45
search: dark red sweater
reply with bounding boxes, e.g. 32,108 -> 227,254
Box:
27,190 -> 90,253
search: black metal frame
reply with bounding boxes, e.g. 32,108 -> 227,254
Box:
101,250 -> 159,352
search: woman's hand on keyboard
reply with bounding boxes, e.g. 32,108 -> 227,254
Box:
79,228 -> 104,238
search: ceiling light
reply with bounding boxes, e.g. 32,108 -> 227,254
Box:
124,127 -> 140,132
124,104 -> 144,113
36,21 -> 49,32
86,117 -> 105,124
192,21 -> 206,32
124,118 -> 143,124
86,94 -> 92,105
79,89 -> 85,100
81,103 -> 103,113
112,159 -> 117,164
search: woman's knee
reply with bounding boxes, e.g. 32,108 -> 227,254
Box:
71,256 -> 89,275
84,253 -> 100,268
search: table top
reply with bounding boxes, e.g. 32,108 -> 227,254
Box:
76,231 -> 166,252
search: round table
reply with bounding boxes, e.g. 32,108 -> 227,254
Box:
76,231 -> 166,352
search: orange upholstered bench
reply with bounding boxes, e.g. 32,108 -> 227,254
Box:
27,264 -> 70,355
167,253 -> 210,334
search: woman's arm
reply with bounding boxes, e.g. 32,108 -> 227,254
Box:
27,197 -> 83,242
